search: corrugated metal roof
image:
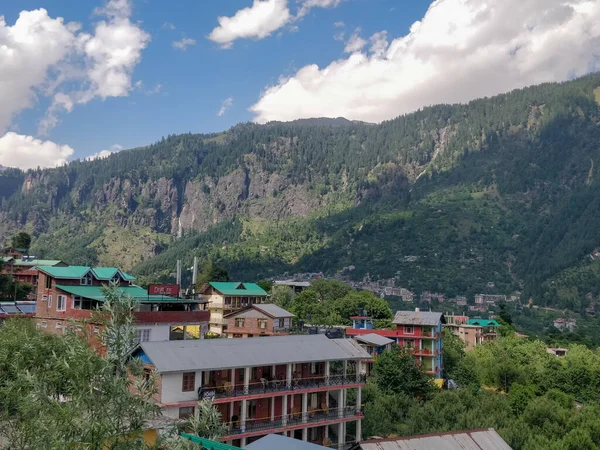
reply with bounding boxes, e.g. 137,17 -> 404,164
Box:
253,303 -> 295,318
392,311 -> 444,326
140,334 -> 371,373
12,259 -> 64,267
354,333 -> 394,347
181,433 -> 242,449
274,280 -> 311,287
37,266 -> 136,281
468,319 -> 500,327
209,282 -> 268,296
359,428 -> 512,450
55,285 -> 187,303
246,434 -> 328,450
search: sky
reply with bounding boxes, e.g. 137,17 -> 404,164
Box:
1,0 -> 600,169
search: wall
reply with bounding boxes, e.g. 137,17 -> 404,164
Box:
160,371 -> 202,404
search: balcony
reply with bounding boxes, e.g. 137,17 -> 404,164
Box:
201,374 -> 367,401
223,407 -> 362,438
413,348 -> 442,357
133,310 -> 210,324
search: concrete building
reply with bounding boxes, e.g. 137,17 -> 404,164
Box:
134,334 -> 368,448
352,333 -> 394,376
199,282 -> 269,335
274,280 -> 311,294
224,304 -> 295,338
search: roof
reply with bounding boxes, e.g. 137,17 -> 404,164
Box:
392,311 -> 444,326
54,285 -> 189,303
468,319 -> 500,327
354,333 -> 394,347
12,259 -> 64,267
209,282 -> 268,296
274,280 -> 311,288
37,266 -> 136,281
181,433 -> 242,450
246,434 -> 328,450
224,303 -> 295,319
359,428 -> 512,450
138,334 -> 371,373
1,256 -> 14,263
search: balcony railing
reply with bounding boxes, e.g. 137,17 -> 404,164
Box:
413,348 -> 442,356
201,374 -> 367,401
224,407 -> 362,437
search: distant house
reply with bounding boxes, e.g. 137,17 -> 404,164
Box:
224,304 -> 295,338
553,318 -> 576,331
347,309 -> 444,377
0,257 -> 67,290
199,282 -> 269,335
352,333 -> 394,375
547,348 -> 568,357
274,280 -> 311,294
444,317 -> 499,350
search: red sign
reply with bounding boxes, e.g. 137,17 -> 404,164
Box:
148,284 -> 180,296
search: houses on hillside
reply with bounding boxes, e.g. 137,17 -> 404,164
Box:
133,334 -> 368,448
346,309 -> 445,378
224,304 -> 295,338
554,318 -> 576,332
444,314 -> 500,350
198,282 -> 269,335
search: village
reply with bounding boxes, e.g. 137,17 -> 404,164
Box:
0,245 -> 576,449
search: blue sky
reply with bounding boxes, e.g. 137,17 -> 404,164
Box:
1,0 -> 599,168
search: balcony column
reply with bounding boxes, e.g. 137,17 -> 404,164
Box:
270,397 -> 275,422
241,399 -> 247,433
337,422 -> 344,449
325,361 -> 330,379
286,363 -> 292,389
241,437 -> 247,447
302,392 -> 308,424
343,360 -> 347,378
230,369 -> 235,389
356,386 -> 362,414
338,389 -> 344,418
244,367 -> 250,394
356,419 -> 362,443
282,394 -> 288,426
356,361 -> 361,383
302,427 -> 308,441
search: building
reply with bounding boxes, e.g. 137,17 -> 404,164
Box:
547,348 -> 568,357
358,428 -> 511,450
34,265 -> 209,341
245,433 -> 331,449
352,333 -> 394,376
199,282 -> 269,335
346,309 -> 444,377
445,317 -> 499,350
274,280 -> 311,294
474,294 -> 506,305
0,247 -> 28,258
0,257 -> 66,290
554,318 -> 576,332
224,304 -> 295,338
134,334 -> 369,448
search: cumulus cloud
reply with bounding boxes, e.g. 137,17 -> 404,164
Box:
0,132 -> 74,170
208,0 -> 290,49
86,143 -> 124,160
218,97 -> 234,116
172,38 -> 196,50
251,0 -> 600,124
208,0 -> 347,48
344,28 -> 367,53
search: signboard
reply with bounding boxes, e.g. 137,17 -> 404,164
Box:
148,284 -> 180,296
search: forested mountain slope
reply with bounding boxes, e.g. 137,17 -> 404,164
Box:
2,74 -> 600,310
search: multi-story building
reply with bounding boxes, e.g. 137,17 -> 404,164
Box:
444,315 -> 499,350
346,309 -> 444,377
224,304 -> 295,338
0,257 -> 66,290
134,334 -> 368,448
273,280 -> 311,294
198,282 -> 269,335
351,333 -> 394,376
35,265 -> 209,341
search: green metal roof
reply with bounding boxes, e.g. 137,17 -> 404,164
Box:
209,282 -> 268,297
38,266 -> 91,278
468,319 -> 500,327
180,433 -> 242,449
54,285 -> 189,303
13,259 -> 64,267
1,257 -> 14,263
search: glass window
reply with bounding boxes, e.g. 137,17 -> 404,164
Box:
48,295 -> 52,308
404,326 -> 414,334
57,295 -> 67,312
41,321 -> 47,328
279,319 -> 285,328
45,275 -> 52,289
179,406 -> 195,419
80,273 -> 92,286
258,319 -> 268,329
182,372 -> 196,392
225,297 -> 232,305
235,318 -> 245,328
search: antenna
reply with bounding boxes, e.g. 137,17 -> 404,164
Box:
192,256 -> 198,287
176,260 -> 182,287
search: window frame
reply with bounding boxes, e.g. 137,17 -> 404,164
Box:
182,372 -> 196,392
235,318 -> 245,328
57,295 -> 67,312
179,406 -> 195,420
258,318 -> 268,329
45,275 -> 52,290
404,326 -> 414,334
48,295 -> 52,308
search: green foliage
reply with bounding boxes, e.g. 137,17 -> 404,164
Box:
373,345 -> 433,399
10,231 -> 31,250
196,260 -> 230,289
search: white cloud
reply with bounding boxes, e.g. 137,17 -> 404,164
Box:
146,83 -> 162,95
344,28 -> 367,53
162,22 -> 176,30
251,0 -> 600,124
218,97 -> 234,116
334,21 -> 345,28
0,132 -> 74,169
297,0 -> 346,18
86,143 -> 124,160
172,38 -> 196,50
208,0 -> 291,49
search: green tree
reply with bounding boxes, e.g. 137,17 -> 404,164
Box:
196,260 -> 230,289
373,345 -> 433,399
270,285 -> 295,309
10,231 -> 31,251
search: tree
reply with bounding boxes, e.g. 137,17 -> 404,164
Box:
10,231 -> 31,251
373,345 -> 433,399
0,287 -> 160,449
196,260 -> 229,289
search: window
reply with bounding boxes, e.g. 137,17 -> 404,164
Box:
57,295 -> 67,312
48,295 -> 52,308
241,296 -> 249,306
56,322 -> 63,332
246,400 -> 257,419
73,297 -> 94,310
41,295 -> 48,302
179,406 -> 195,420
404,326 -> 414,334
93,327 -> 100,335
110,274 -> 120,285
225,296 -> 232,305
233,333 -> 243,338
133,329 -> 151,344
278,318 -> 285,328
41,321 -> 47,329
235,318 -> 245,328
182,372 -> 196,392
45,275 -> 52,289
80,273 -> 92,286
252,367 -> 259,380
258,319 -> 268,329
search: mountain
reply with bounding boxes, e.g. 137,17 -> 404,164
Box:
2,74 -> 600,312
